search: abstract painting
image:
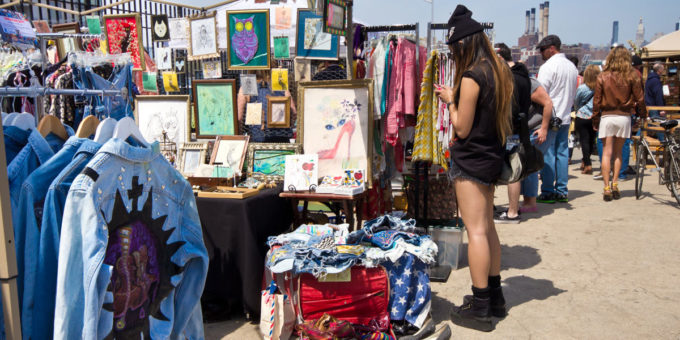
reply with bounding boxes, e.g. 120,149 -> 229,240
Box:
267,96 -> 290,128
295,9 -> 339,60
284,154 -> 318,192
104,14 -> 144,70
202,60 -> 222,79
188,13 -> 219,61
192,79 -> 237,139
298,80 -> 374,187
248,143 -> 302,181
210,136 -> 249,176
151,15 -> 169,42
323,0 -> 347,36
134,95 -> 190,150
226,9 -> 270,70
155,47 -> 172,70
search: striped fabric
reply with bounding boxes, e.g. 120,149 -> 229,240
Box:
412,52 -> 448,169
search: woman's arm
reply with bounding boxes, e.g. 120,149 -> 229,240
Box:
434,77 -> 481,140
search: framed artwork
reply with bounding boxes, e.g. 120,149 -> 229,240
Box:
52,22 -> 80,60
155,47 -> 172,70
151,15 -> 169,42
267,96 -> 290,128
134,95 -> 190,148
32,20 -> 51,33
192,79 -> 237,139
175,56 -> 186,74
284,154 -> 318,192
295,9 -> 339,60
294,57 -> 312,81
322,0 -> 348,36
240,74 -> 258,96
103,14 -> 144,70
168,17 -> 188,49
188,12 -> 219,61
226,9 -> 271,70
297,79 -> 374,187
245,103 -> 263,125
210,136 -> 250,175
273,36 -> 290,59
247,143 -> 303,181
178,142 -> 209,176
202,60 -> 222,79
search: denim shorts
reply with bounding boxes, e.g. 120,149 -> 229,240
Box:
448,159 -> 492,186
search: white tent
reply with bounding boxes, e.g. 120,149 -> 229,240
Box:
642,30 -> 680,60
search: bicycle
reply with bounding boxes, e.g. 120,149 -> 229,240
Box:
634,119 -> 680,205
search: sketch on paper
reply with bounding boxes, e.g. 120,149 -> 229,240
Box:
155,47 -> 172,70
195,83 -> 235,136
190,17 -> 217,57
136,98 -> 188,147
294,58 -> 311,81
253,150 -> 295,177
245,103 -> 262,125
304,18 -> 331,50
211,137 -> 249,175
240,74 -> 258,96
274,7 -> 292,30
284,154 -> 318,191
271,103 -> 286,124
151,15 -> 169,41
169,18 -> 187,40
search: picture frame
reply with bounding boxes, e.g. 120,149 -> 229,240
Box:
226,9 -> 271,70
192,79 -> 238,139
188,12 -> 219,61
134,95 -> 190,148
175,56 -> 186,74
155,47 -> 172,70
151,14 -> 170,42
32,20 -> 51,33
247,143 -> 303,182
322,0 -> 348,36
267,96 -> 291,128
297,79 -> 374,187
51,22 -> 80,60
210,136 -> 250,175
103,14 -> 145,70
178,142 -> 209,177
202,60 -> 222,79
295,9 -> 339,60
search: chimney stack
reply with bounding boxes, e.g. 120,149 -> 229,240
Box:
543,2 -> 550,38
530,8 -> 536,33
538,4 -> 544,40
525,10 -> 530,34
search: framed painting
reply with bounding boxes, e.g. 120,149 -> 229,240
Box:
297,79 -> 374,187
151,14 -> 169,42
192,79 -> 238,139
322,0 -> 348,36
226,9 -> 271,70
178,142 -> 209,176
267,96 -> 290,128
247,143 -> 303,181
103,14 -> 144,70
52,22 -> 80,60
134,95 -> 190,149
210,136 -> 250,176
295,9 -> 339,60
188,12 -> 219,61
32,20 -> 51,33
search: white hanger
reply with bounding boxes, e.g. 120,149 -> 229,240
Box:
113,117 -> 149,147
13,112 -> 36,130
1,112 -> 7,122
4,112 -> 19,125
93,116 -> 116,143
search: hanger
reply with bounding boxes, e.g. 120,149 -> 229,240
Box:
76,115 -> 100,138
4,112 -> 19,124
93,117 -> 116,143
38,114 -> 69,140
112,116 -> 149,147
13,112 -> 36,130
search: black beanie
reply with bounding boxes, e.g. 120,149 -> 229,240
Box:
446,5 -> 484,45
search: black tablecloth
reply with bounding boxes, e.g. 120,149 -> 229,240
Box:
197,187 -> 293,318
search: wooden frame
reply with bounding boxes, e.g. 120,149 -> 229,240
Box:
178,142 -> 208,176
103,14 -> 145,70
225,9 -> 271,70
247,143 -> 302,181
297,79 -> 374,188
267,96 -> 291,128
210,136 -> 249,173
51,22 -> 80,60
295,9 -> 339,60
322,0 -> 348,36
32,20 -> 51,33
192,79 -> 238,139
133,95 -> 191,147
187,12 -> 219,61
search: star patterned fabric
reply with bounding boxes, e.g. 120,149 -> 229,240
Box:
382,253 -> 431,328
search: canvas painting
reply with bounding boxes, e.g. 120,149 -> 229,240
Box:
155,47 -> 172,70
203,60 -> 222,79
193,79 -> 237,139
189,14 -> 219,60
271,68 -> 288,91
248,143 -> 302,181
226,10 -> 271,70
245,103 -> 262,125
210,136 -> 249,175
151,15 -> 169,42
296,10 -> 339,60
168,17 -> 188,49
104,14 -> 144,70
299,80 -> 374,186
240,74 -> 258,96
284,154 -> 318,192
135,95 -> 190,151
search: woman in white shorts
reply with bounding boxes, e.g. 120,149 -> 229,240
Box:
592,46 -> 646,201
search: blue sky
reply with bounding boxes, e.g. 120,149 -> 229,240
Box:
177,0 -> 680,46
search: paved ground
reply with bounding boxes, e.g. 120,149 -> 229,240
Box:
205,149 -> 680,339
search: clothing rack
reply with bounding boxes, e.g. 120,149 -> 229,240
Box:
0,87 -> 122,98
360,23 -> 421,85
36,32 -> 104,76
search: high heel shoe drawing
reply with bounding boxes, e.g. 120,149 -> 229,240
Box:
318,120 -> 355,161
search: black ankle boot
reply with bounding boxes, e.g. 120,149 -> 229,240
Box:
451,288 -> 493,332
463,286 -> 507,318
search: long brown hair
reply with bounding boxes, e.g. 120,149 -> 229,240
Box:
583,64 -> 600,90
451,31 -> 513,143
604,46 -> 636,82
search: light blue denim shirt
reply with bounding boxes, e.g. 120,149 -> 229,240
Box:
574,83 -> 595,119
13,136 -> 86,340
32,139 -> 102,340
54,138 -> 208,340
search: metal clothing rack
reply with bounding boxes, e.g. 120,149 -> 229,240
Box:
361,23 -> 421,69
36,32 -> 104,76
0,87 -> 122,98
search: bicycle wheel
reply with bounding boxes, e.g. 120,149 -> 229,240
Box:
635,142 -> 646,199
667,151 -> 680,206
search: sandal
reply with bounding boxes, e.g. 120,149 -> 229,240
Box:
612,183 -> 621,200
603,186 -> 613,202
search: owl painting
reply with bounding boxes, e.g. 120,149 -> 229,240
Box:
231,16 -> 258,65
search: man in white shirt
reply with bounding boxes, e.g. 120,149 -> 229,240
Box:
535,35 -> 578,203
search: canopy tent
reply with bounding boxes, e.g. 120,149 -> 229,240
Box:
642,30 -> 680,60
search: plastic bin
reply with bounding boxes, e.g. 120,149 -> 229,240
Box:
429,219 -> 465,270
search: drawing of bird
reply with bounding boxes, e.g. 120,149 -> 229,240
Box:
231,16 -> 258,64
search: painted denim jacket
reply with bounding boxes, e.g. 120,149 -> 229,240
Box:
54,138 -> 208,339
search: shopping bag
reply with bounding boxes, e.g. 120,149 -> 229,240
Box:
260,282 -> 296,340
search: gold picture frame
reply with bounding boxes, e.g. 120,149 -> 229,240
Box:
225,9 -> 271,70
267,96 -> 291,128
247,143 -> 302,182
103,14 -> 145,70
51,22 -> 80,60
178,142 -> 209,177
187,12 -> 220,61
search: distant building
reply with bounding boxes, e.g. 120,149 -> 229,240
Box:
650,32 -> 665,43
611,21 -> 619,46
635,17 -> 645,48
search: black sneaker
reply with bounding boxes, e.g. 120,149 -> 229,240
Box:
555,193 -> 568,203
450,296 -> 493,332
536,192 -> 555,204
494,211 -> 520,224
463,286 -> 507,318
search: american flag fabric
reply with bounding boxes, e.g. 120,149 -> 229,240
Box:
382,253 -> 431,328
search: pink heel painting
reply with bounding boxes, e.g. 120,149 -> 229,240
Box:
318,120 -> 355,161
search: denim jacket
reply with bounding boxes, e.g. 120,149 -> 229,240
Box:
33,139 -> 102,340
54,138 -> 208,339
13,136 -> 86,340
3,125 -> 30,164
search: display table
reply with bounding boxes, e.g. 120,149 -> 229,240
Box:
279,191 -> 367,231
197,186 -> 293,319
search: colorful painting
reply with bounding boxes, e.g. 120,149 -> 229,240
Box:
284,154 -> 318,191
226,10 -> 270,70
298,80 -> 374,187
273,36 -> 290,59
192,79 -> 237,139
86,16 -> 101,35
134,95 -> 190,150
188,13 -> 219,61
104,14 -> 144,70
202,60 -> 222,79
162,72 -> 179,93
323,0 -> 347,36
248,143 -> 302,181
271,68 -> 288,91
296,10 -> 339,60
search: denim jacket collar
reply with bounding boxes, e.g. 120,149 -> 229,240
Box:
98,138 -> 161,163
74,139 -> 102,158
27,129 -> 57,165
4,125 -> 31,144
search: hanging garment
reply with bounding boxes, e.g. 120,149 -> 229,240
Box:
3,125 -> 30,164
54,138 -> 208,339
368,38 -> 388,120
412,52 -> 448,169
77,64 -> 135,123
383,254 -> 431,328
